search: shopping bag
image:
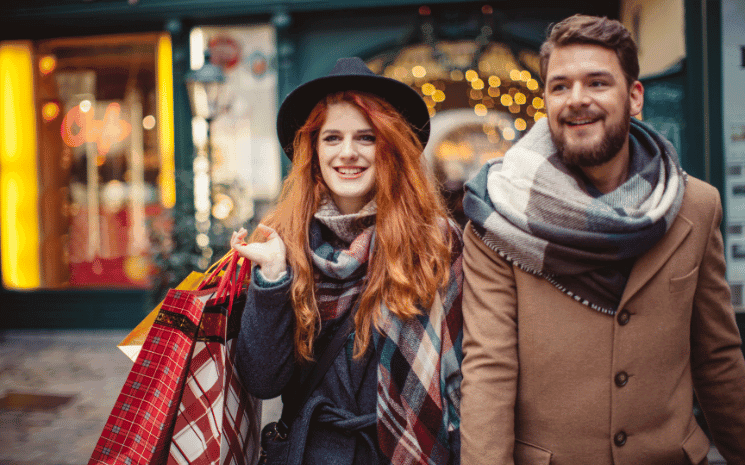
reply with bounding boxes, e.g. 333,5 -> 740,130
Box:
118,272 -> 205,362
167,262 -> 261,465
118,252 -> 235,362
89,251 -> 255,465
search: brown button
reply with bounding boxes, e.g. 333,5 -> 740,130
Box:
615,371 -> 629,387
617,310 -> 630,326
614,431 -> 627,447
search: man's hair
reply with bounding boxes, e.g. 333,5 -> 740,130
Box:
539,14 -> 639,87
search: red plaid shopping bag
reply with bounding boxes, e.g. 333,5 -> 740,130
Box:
89,251 -> 258,465
167,259 -> 260,465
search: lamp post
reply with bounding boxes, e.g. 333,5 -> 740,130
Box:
185,50 -> 225,269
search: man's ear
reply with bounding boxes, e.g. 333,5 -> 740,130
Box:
629,80 -> 644,117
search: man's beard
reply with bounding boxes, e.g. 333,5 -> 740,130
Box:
550,104 -> 630,168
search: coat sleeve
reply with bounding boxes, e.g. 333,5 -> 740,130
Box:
460,223 -> 518,465
235,266 -> 297,399
690,192 -> 745,464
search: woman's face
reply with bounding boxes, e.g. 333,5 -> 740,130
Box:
317,101 -> 377,215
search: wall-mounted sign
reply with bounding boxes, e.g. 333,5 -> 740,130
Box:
61,101 -> 132,156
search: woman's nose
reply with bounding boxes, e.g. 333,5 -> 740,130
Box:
339,137 -> 358,159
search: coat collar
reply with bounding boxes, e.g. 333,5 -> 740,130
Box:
618,211 -> 692,309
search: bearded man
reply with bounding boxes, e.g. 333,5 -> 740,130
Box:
460,14 -> 745,465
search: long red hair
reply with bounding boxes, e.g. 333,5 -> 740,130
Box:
253,90 -> 452,361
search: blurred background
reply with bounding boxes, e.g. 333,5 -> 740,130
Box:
0,0 -> 742,463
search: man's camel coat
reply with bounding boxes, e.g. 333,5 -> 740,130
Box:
461,176 -> 745,465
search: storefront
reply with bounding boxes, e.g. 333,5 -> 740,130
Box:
17,0 -> 727,331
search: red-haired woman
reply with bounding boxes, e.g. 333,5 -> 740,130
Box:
231,57 -> 463,465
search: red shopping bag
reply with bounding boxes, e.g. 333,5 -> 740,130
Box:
89,251 -> 257,465
167,257 -> 261,465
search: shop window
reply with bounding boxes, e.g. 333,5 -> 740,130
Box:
367,39 -> 544,226
187,25 -> 280,268
0,33 -> 174,289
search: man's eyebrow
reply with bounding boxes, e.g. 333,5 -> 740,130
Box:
546,70 -> 615,84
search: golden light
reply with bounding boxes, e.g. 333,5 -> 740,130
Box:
465,69 -> 479,82
0,42 -> 41,288
515,118 -> 527,131
520,70 -> 531,81
470,89 -> 483,100
212,193 -> 234,220
39,55 -> 56,75
509,69 -> 521,81
534,111 -> 546,121
428,107 -> 436,117
509,104 -> 520,114
471,78 -> 484,90
503,127 -> 516,141
500,94 -> 513,106
412,65 -> 427,78
421,83 -> 436,96
79,99 -> 92,113
488,76 -> 501,87
42,102 -> 60,122
450,69 -> 464,81
527,79 -> 539,91
514,92 -> 527,105
527,106 -> 537,117
533,97 -> 544,109
474,104 -> 487,117
488,87 -> 500,98
96,154 -> 107,166
157,34 -> 176,209
432,90 -> 446,103
142,114 -> 156,130
423,95 -> 435,108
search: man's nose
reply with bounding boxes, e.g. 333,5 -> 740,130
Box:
567,82 -> 589,108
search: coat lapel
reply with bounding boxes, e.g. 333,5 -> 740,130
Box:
618,213 -> 692,309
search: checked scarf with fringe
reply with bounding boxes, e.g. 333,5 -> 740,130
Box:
463,117 -> 686,315
312,200 -> 464,465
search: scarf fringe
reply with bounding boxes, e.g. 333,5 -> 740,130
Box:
472,226 -> 617,316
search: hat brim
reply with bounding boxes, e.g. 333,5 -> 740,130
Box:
277,73 -> 430,160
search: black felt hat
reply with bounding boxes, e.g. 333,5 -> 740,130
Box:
276,57 -> 430,160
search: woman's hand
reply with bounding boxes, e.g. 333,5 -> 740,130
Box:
230,225 -> 287,281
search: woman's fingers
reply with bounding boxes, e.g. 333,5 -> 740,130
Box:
256,224 -> 278,240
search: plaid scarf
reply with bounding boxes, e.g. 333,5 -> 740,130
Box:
312,201 -> 464,465
463,118 -> 685,315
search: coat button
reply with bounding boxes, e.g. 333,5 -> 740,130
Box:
614,431 -> 627,446
617,310 -> 631,326
615,371 -> 629,387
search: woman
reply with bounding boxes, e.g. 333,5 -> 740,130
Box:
231,57 -> 463,465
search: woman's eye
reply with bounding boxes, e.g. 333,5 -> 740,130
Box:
359,134 -> 376,143
323,135 -> 340,142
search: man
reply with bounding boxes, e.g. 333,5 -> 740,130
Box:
460,14 -> 745,465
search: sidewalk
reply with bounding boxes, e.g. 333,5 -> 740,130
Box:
0,329 -> 727,464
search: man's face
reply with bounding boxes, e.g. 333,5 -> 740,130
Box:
544,44 -> 643,168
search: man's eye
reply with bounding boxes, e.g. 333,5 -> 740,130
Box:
550,84 -> 566,92
590,80 -> 607,87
